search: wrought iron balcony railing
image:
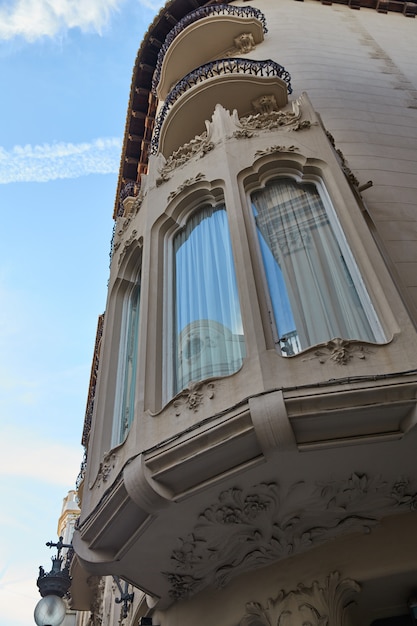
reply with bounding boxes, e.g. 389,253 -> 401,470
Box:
279,330 -> 301,356
150,57 -> 292,156
152,4 -> 268,95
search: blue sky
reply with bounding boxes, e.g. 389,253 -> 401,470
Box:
0,1 -> 163,624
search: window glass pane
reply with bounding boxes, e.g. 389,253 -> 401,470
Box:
174,205 -> 245,394
251,178 -> 378,354
116,282 -> 140,443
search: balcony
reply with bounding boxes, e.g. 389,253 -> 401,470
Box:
151,58 -> 292,157
153,4 -> 268,100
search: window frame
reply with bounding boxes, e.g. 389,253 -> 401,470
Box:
111,274 -> 141,446
162,192 -> 246,403
246,172 -> 385,356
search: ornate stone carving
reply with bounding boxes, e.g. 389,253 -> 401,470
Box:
112,215 -> 132,256
225,32 -> 257,57
164,474 -> 417,599
173,381 -> 215,416
151,59 -> 292,154
155,99 -> 311,178
87,576 -> 105,625
156,135 -> 214,185
325,131 -> 360,188
252,94 -> 279,114
239,572 -> 360,626
234,32 -> 256,54
95,452 -> 117,487
303,338 -> 374,365
117,230 -> 140,267
255,145 -> 299,157
131,194 -> 143,214
239,99 -> 308,133
233,128 -> 258,139
168,173 -> 206,202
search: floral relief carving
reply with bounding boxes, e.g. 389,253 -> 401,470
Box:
233,128 -> 258,139
303,338 -> 374,365
95,452 -> 117,487
240,572 -> 360,626
164,474 -> 417,599
167,173 -> 206,202
156,135 -> 214,185
155,99 -> 312,178
255,145 -> 299,158
239,98 -> 306,133
173,381 -> 215,416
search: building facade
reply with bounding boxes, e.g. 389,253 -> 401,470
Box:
71,1 -> 417,624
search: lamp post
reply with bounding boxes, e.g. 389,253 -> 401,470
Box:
34,537 -> 72,626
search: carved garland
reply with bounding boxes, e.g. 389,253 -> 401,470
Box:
240,571 -> 360,626
156,99 -> 310,184
167,173 -> 206,202
164,474 -> 417,599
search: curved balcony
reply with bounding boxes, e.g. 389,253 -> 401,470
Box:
151,58 -> 292,158
152,4 -> 268,99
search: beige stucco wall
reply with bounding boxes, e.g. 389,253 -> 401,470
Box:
235,0 -> 417,318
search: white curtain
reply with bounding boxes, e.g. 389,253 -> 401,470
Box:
117,283 -> 140,444
252,178 -> 376,353
174,206 -> 245,394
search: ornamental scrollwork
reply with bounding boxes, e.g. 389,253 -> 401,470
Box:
117,230 -> 141,267
303,338 -> 374,365
164,474 -> 417,599
95,452 -> 117,488
240,572 -> 360,626
325,130 -> 360,188
167,173 -> 206,202
239,99 -> 307,133
173,381 -> 215,416
255,145 -> 299,157
156,134 -> 214,185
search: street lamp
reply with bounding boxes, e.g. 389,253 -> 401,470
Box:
34,537 -> 72,626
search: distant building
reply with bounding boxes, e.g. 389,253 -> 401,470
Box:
71,1 -> 417,625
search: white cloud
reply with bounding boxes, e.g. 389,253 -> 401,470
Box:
0,137 -> 122,183
0,0 -> 123,41
0,0 -> 167,41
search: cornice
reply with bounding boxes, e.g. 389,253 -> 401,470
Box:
114,0 -> 234,218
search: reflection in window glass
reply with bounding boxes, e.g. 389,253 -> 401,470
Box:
174,205 -> 245,394
251,178 -> 382,355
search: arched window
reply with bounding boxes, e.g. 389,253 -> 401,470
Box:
173,205 -> 245,394
112,278 -> 141,445
251,178 -> 384,355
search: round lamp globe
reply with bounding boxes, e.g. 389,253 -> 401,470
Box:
34,595 -> 66,626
